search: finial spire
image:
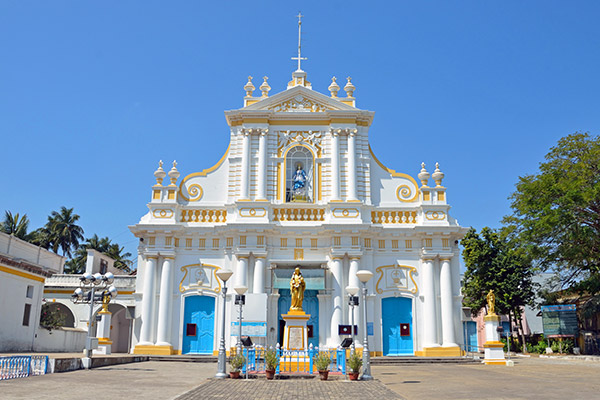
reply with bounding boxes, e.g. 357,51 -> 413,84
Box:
291,12 -> 307,71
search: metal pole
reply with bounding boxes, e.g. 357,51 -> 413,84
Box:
84,286 -> 95,359
361,283 -> 372,380
350,300 -> 356,354
216,284 -> 228,379
237,301 -> 243,355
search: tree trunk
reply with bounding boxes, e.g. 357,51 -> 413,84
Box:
514,308 -> 528,354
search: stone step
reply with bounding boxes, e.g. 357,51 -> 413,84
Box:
148,355 -> 218,363
371,357 -> 479,364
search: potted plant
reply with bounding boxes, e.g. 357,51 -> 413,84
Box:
265,349 -> 279,380
314,351 -> 331,380
229,353 -> 245,379
347,352 -> 362,381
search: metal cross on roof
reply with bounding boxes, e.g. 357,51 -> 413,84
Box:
291,12 -> 307,71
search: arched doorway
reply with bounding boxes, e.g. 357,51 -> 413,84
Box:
108,304 -> 130,353
382,297 -> 413,355
45,302 -> 76,328
182,295 -> 215,354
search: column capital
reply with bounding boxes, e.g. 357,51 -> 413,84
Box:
349,256 -> 361,261
145,254 -> 159,260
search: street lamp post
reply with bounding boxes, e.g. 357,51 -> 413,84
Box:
346,286 -> 359,354
215,269 -> 233,379
234,286 -> 248,356
71,272 -> 117,369
356,270 -> 373,381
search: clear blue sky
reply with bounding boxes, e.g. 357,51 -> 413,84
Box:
2,1 -> 599,269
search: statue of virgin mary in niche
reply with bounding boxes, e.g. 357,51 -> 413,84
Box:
292,163 -> 308,201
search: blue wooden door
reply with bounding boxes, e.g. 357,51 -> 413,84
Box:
278,289 -> 319,348
382,297 -> 413,355
465,321 -> 478,351
182,296 -> 215,354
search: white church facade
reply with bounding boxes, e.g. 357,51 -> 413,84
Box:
129,66 -> 468,357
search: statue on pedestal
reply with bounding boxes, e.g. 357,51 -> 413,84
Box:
486,289 -> 496,316
290,267 -> 305,311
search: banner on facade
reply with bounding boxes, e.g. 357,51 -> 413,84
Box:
231,321 -> 267,337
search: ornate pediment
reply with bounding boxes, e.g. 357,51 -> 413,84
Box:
268,95 -> 331,113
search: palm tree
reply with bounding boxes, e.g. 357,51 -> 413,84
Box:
29,227 -> 51,249
64,234 -> 132,274
46,207 -> 84,258
1,211 -> 31,240
105,243 -> 133,273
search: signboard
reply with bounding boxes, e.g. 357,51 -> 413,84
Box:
541,304 -> 578,337
231,321 -> 267,337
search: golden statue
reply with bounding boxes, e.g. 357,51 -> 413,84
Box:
290,267 -> 306,311
101,291 -> 111,313
486,290 -> 496,316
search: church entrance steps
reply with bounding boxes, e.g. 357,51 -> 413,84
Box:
371,356 -> 478,365
148,355 -> 217,363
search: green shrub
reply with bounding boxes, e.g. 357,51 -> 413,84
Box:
347,352 -> 362,373
265,349 -> 279,371
314,351 -> 331,372
40,303 -> 65,331
229,353 -> 245,372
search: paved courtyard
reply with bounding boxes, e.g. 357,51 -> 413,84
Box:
1,357 -> 599,399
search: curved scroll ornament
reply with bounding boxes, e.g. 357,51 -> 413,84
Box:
180,183 -> 203,202
396,185 -> 417,203
375,265 -> 418,295
179,263 -> 221,293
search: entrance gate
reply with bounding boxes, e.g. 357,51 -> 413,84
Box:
182,295 -> 215,354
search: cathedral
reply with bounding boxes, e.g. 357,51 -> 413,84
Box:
129,54 -> 467,357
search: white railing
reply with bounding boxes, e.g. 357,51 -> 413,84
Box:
46,275 -> 136,289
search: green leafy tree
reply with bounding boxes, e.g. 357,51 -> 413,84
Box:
461,227 -> 537,351
1,211 -> 31,240
504,132 -> 600,295
64,234 -> 132,274
46,207 -> 84,258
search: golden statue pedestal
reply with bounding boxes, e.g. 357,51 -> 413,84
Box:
281,311 -> 312,372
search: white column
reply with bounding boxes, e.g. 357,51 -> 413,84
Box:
329,257 -> 343,346
330,130 -> 340,201
257,130 -> 267,200
156,257 -> 174,347
253,257 -> 266,294
440,258 -> 457,347
348,257 -> 361,329
421,258 -> 439,348
236,256 -> 248,288
347,131 -> 358,201
240,130 -> 251,199
139,256 -> 157,345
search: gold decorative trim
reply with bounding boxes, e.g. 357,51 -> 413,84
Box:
425,210 -> 446,221
332,208 -> 359,218
152,209 -> 174,219
0,265 -> 46,283
179,144 -> 230,201
239,208 -> 266,218
375,264 -> 418,295
179,263 -> 222,294
369,145 -> 419,202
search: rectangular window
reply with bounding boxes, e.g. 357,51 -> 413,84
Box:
438,192 -> 445,201
165,237 -> 173,246
148,237 -> 156,246
22,304 -> 31,326
378,240 -> 385,249
365,238 -> 372,249
257,236 -> 265,246
280,238 -> 287,249
392,240 -> 399,250
294,249 -> 304,260
352,237 -> 359,247
26,285 -> 34,299
424,238 -> 432,248
174,238 -> 180,247
296,238 -> 302,248
333,237 -> 341,247
186,238 -> 193,248
167,190 -> 175,200
311,238 -> 318,249
100,260 -> 108,274
226,237 -> 233,248
240,236 -> 247,246
442,238 -> 449,248
405,240 -> 412,249
212,238 -> 220,249
199,238 -> 206,249
152,190 -> 160,200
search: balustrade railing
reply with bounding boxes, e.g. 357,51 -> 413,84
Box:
45,275 -> 136,288
180,208 -> 227,223
371,210 -> 417,224
273,208 -> 325,222
0,356 -> 48,380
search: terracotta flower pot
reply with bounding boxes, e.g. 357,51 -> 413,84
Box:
349,371 -> 359,381
265,369 -> 275,380
318,370 -> 329,380
230,371 -> 240,379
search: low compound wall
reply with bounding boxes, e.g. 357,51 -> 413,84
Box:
34,327 -> 87,353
